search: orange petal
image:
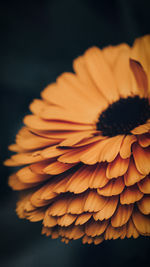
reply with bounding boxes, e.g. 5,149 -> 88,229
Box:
73,55 -> 108,108
85,219 -> 108,237
24,201 -> 35,212
102,43 -> 130,68
24,115 -> 94,131
47,73 -> 100,116
132,210 -> 150,235
106,155 -> 129,179
93,236 -> 104,245
138,175 -> 150,194
30,186 -> 56,207
41,145 -> 69,159
59,131 -> 95,147
120,135 -> 137,159
8,144 -> 25,153
129,59 -> 148,97
44,161 -> 76,175
51,229 -> 60,239
6,151 -> 44,166
132,143 -> 150,175
73,55 -> 107,107
66,165 -> 94,194
111,204 -> 133,227
16,192 -> 34,218
26,208 -> 45,222
75,213 -> 92,225
30,99 -> 82,124
113,48 -> 138,97
138,196 -> 150,215
48,197 -> 69,216
16,127 -> 59,150
43,214 -> 57,227
120,184 -> 143,204
58,72 -> 102,108
30,97 -> 99,125
40,176 -> 65,200
17,166 -> 50,183
84,191 -> 108,212
42,227 -> 52,237
8,174 -> 39,190
74,135 -> 106,148
64,138 -> 121,165
89,163 -> 109,189
31,129 -> 80,139
98,135 -> 124,163
131,35 -> 150,93
138,133 -> 150,147
126,218 -> 139,238
82,235 -> 94,244
52,175 -> 71,194
58,146 -> 88,164
93,196 -> 118,220
97,177 -> 124,196
59,225 -> 84,240
124,157 -> 145,186
4,158 -> 23,167
104,224 -> 126,240
60,137 -> 124,165
83,235 -> 104,245
61,238 -> 69,244
67,193 -> 87,214
84,47 -> 119,103
79,141 -> 105,165
57,214 -> 77,226
30,159 -> 55,174
131,121 -> 150,135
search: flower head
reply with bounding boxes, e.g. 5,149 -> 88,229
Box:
5,35 -> 150,245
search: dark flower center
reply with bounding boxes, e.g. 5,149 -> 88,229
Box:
96,96 -> 150,137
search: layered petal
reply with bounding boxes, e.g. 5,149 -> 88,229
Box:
5,35 -> 150,245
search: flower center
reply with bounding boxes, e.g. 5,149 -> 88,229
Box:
96,96 -> 150,137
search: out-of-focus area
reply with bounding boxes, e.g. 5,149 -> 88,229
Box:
0,0 -> 150,266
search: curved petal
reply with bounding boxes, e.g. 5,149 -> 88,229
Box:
138,196 -> 150,215
24,115 -> 94,131
137,133 -> 150,147
124,157 -> 145,186
106,155 -> 129,179
126,218 -> 139,238
132,210 -> 150,235
138,175 -> 150,194
75,213 -> 92,225
84,191 -> 108,212
111,204 -> 133,227
131,35 -> 150,94
120,135 -> 137,159
85,219 -> 108,237
132,143 -> 150,175
104,224 -> 126,240
120,184 -> 143,204
97,177 -> 124,196
93,196 -> 118,220
83,47 -> 119,103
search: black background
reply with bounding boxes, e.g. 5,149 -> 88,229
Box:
0,0 -> 150,266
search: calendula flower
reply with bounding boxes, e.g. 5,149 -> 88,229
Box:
5,35 -> 150,245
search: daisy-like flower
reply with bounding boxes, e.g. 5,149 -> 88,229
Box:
5,35 -> 150,245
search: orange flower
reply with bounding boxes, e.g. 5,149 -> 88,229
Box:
5,35 -> 150,245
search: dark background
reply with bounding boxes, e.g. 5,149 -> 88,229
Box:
0,0 -> 150,266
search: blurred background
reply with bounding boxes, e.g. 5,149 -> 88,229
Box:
0,0 -> 150,266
